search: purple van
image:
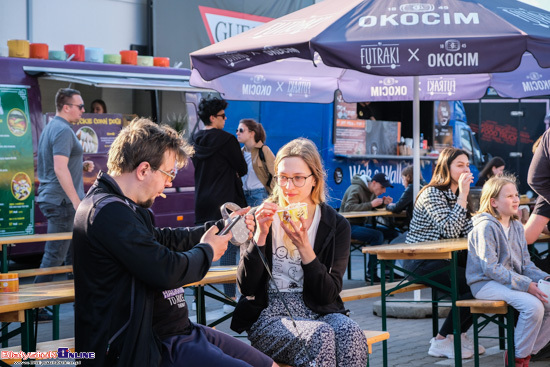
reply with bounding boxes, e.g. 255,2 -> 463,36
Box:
0,56 -> 206,260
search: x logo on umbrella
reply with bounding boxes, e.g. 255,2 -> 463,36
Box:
408,48 -> 420,62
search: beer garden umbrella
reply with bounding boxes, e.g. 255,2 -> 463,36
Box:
190,0 -> 550,193
190,1 -> 550,364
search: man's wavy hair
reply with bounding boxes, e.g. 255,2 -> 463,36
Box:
198,97 -> 228,125
107,117 -> 194,176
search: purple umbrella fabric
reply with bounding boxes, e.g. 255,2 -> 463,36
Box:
190,0 -> 550,81
190,53 -> 546,103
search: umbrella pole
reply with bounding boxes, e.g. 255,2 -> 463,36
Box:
413,76 -> 420,199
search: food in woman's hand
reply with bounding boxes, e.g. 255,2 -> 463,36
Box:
277,202 -> 308,225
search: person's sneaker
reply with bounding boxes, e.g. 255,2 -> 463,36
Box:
37,308 -> 52,323
461,333 -> 486,355
428,336 -> 474,359
222,304 -> 235,314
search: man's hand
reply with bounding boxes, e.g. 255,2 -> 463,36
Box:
201,226 -> 231,262
371,198 -> 384,208
382,196 -> 393,205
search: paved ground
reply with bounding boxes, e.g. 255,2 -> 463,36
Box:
5,251 -> 550,366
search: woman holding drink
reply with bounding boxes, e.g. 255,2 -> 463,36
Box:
231,138 -> 368,367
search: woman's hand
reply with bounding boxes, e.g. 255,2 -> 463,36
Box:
528,282 -> 549,303
281,217 -> 316,264
255,202 -> 278,241
458,172 -> 474,197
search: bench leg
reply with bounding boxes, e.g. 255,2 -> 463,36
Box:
506,307 -> 515,366
53,304 -> 60,340
498,315 -> 505,350
431,288 -> 439,338
473,314 -> 480,367
347,252 -> 352,280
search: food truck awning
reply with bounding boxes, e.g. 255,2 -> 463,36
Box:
23,66 -> 213,92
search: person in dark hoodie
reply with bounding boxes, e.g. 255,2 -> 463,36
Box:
231,138 -> 368,367
191,97 -> 248,305
73,118 -> 275,367
339,172 -> 397,282
467,175 -> 550,366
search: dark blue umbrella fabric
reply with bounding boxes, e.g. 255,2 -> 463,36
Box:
190,0 -> 550,81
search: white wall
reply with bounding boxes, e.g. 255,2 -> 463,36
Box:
0,0 -> 147,55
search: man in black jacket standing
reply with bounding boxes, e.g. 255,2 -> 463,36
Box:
191,97 -> 248,306
73,118 -> 274,367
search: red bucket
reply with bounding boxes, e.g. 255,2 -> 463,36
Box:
30,43 -> 49,59
64,44 -> 85,61
120,50 -> 138,65
153,57 -> 170,67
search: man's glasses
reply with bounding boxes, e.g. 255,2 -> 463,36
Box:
66,103 -> 85,110
274,174 -> 313,188
214,113 -> 226,119
158,168 -> 177,183
236,128 -> 247,133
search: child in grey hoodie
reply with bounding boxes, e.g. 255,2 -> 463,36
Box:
467,175 -> 550,366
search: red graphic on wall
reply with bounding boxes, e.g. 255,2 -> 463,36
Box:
198,6 -> 273,44
480,120 -> 518,146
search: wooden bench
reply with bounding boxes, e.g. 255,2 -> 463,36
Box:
10,265 -> 73,279
0,337 -> 74,365
276,330 -> 389,367
340,281 -> 427,302
456,299 -> 514,367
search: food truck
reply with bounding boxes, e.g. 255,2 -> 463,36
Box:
0,56 -> 207,259
227,94 -> 485,208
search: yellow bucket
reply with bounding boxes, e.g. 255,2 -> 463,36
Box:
7,40 -> 30,58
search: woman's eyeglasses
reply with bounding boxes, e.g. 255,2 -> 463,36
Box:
236,128 -> 247,133
274,174 -> 313,187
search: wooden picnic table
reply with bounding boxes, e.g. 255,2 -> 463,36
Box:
363,238 -> 468,367
340,210 -> 405,219
0,233 -> 72,273
0,280 -> 74,353
187,266 -> 237,327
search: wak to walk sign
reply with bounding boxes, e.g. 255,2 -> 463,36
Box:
0,85 -> 34,236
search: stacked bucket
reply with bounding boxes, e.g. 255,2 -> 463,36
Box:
5,39 -> 170,67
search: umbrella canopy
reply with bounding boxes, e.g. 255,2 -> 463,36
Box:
190,0 -> 550,80
190,1 -> 550,255
190,52 -> 550,103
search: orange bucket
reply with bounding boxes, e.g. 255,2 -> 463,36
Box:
64,44 -> 85,61
0,273 -> 19,293
7,39 -> 30,58
30,43 -> 49,59
153,57 -> 170,67
120,50 -> 138,65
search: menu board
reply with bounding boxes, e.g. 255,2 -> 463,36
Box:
334,119 -> 367,155
0,85 -> 34,236
45,113 -> 123,154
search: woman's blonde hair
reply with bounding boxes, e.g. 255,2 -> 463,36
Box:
270,138 -> 326,207
477,174 -> 519,221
